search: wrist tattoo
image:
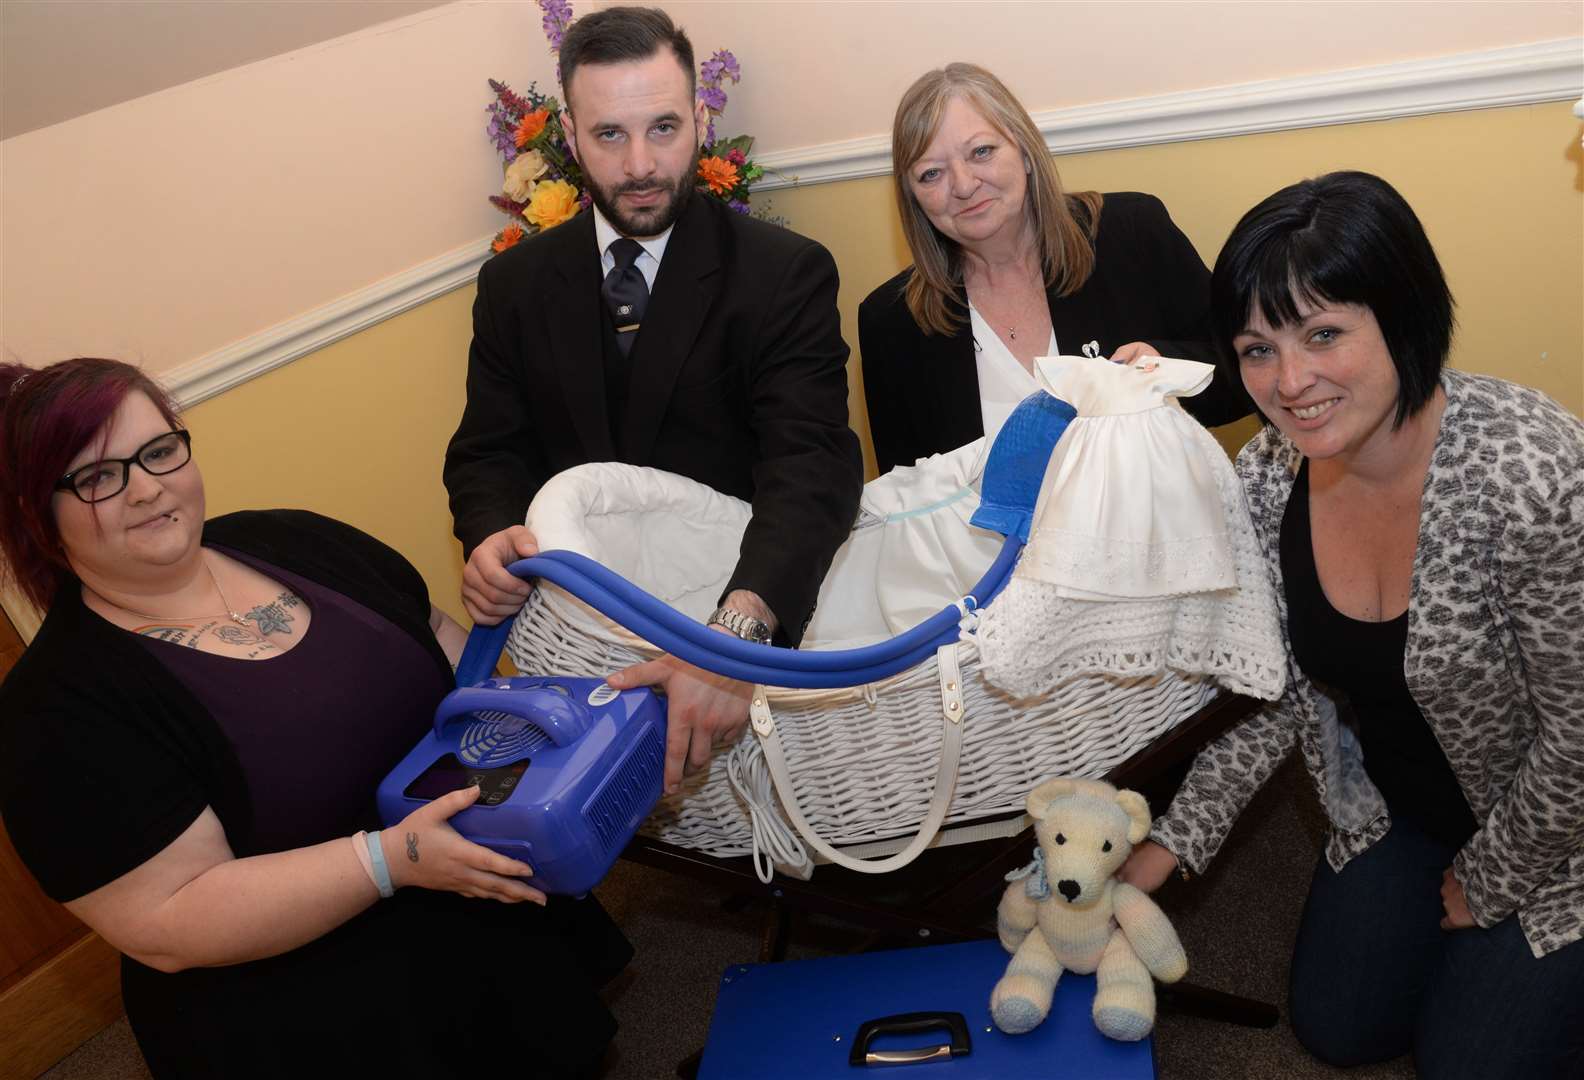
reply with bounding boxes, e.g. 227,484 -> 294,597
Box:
405,832 -> 419,863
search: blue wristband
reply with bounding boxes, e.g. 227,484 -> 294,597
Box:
364,829 -> 395,898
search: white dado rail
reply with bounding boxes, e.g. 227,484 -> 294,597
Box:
754,38 -> 1584,188
163,37 -> 1582,410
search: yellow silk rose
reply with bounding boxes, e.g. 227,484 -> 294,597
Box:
502,150 -> 548,202
523,179 -> 580,230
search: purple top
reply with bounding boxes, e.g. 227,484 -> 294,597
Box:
136,549 -> 450,855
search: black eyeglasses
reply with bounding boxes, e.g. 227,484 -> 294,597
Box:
54,430 -> 194,504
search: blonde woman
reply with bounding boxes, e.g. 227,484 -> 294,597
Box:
859,63 -> 1249,474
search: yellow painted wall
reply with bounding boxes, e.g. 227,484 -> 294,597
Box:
183,288 -> 474,625
108,101 -> 1581,636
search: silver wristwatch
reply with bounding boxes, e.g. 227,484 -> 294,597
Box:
707,606 -> 773,644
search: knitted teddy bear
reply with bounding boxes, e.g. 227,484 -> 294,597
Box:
990,777 -> 1187,1041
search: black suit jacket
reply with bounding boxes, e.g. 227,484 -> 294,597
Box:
444,194 -> 862,645
857,192 -> 1250,475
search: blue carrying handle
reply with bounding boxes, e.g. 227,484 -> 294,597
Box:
528,539 -> 1023,671
449,533 -> 1019,690
432,685 -> 595,745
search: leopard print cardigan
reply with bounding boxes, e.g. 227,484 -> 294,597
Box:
1150,369 -> 1584,958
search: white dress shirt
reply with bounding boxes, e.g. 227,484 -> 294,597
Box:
592,205 -> 673,292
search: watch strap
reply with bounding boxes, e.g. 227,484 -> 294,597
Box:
708,605 -> 772,644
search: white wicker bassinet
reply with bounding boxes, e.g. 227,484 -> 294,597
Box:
505,431 -> 1282,882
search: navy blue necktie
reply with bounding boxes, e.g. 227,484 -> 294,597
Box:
602,238 -> 648,357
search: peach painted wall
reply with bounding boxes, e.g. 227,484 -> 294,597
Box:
652,0 -> 1584,151
1,2 -> 550,373
2,0 -> 1579,378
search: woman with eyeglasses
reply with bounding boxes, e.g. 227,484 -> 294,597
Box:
0,358 -> 630,1078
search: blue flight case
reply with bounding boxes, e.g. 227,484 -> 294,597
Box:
698,938 -> 1157,1079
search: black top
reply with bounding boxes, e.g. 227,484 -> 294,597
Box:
1280,464 -> 1478,848
858,191 -> 1253,475
444,192 -> 863,645
0,510 -> 630,1078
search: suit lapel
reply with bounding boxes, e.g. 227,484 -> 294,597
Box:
546,212 -> 616,461
901,285 -> 982,444
621,196 -> 722,462
1049,281 -> 1103,359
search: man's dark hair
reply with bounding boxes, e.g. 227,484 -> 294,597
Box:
1211,170 -> 1455,429
559,6 -> 695,110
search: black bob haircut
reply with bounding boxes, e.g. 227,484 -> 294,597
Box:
1210,171 -> 1455,428
559,6 -> 695,111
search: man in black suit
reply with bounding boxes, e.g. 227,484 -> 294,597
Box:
443,6 -> 862,792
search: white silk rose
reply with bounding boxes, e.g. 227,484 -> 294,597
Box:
502,150 -> 549,202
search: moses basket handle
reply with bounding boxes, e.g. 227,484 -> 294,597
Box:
747,642 -> 968,874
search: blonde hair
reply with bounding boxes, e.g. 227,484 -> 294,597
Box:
891,63 -> 1102,336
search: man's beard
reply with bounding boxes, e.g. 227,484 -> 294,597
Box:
584,146 -> 699,238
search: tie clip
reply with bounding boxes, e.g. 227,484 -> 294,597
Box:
615,322 -> 641,334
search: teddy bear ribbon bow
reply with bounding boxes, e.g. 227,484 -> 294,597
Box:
1005,847 -> 1050,900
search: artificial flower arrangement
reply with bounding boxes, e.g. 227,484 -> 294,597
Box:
486,0 -> 765,254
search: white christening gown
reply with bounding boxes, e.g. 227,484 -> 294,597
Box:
1019,353 -> 1235,600
976,353 -> 1285,701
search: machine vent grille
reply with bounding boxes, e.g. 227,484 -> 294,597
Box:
584,722 -> 665,849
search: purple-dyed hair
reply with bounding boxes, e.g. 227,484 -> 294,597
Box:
0,358 -> 183,611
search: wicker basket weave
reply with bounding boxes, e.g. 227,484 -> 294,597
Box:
507,585 -> 1217,878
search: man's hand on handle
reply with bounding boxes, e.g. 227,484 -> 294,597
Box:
461,525 -> 539,625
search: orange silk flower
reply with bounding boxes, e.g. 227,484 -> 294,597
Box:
696,156 -> 740,195
514,108 -> 551,149
492,224 -> 525,253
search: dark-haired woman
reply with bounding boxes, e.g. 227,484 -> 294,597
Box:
858,63 -> 1250,475
1120,172 -> 1584,1078
0,359 -> 630,1078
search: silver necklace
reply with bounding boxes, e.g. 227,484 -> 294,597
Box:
114,559 -> 268,643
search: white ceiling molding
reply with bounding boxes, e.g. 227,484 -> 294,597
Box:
163,36 -> 1582,408
754,37 -> 1584,190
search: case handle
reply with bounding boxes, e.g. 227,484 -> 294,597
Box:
432,685 -> 594,747
848,1011 -> 971,1067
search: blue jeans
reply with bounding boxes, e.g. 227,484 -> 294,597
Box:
1287,811 -> 1584,1079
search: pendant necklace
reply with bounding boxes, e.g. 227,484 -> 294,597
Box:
113,557 -> 270,646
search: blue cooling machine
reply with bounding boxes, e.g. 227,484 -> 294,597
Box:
377,631 -> 666,895
378,392 -> 1073,896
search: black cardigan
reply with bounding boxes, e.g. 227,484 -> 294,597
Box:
0,510 -> 633,1078
858,191 -> 1251,475
0,508 -> 448,901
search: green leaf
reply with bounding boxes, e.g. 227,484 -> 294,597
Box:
712,134 -> 755,158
